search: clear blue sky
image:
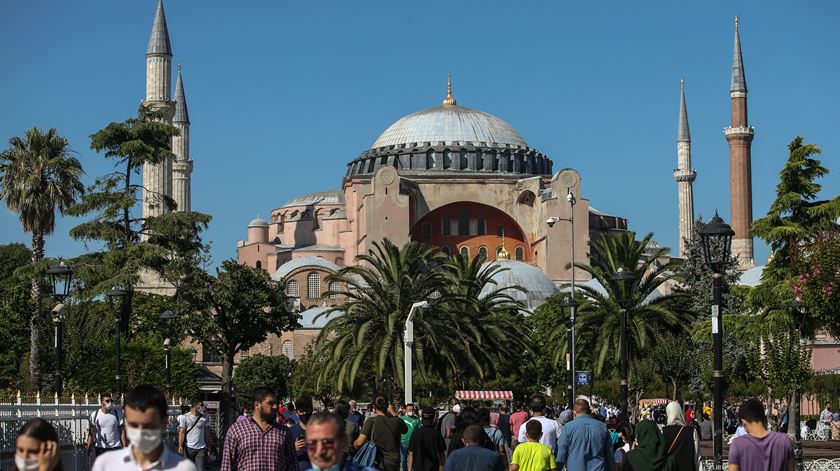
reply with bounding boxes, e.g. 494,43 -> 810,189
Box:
2,0 -> 838,268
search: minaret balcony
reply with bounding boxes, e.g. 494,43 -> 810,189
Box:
673,169 -> 697,182
723,126 -> 754,137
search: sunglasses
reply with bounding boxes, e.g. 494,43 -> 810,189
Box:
305,439 -> 337,451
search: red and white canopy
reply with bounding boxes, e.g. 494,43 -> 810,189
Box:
455,390 -> 513,401
639,398 -> 670,406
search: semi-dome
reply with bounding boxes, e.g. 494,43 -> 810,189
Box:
272,256 -> 340,281
372,105 -> 527,149
479,260 -> 559,313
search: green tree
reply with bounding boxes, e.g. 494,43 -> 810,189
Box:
560,232 -> 692,374
233,354 -> 293,403
0,244 -> 33,389
68,105 -> 211,335
792,229 -> 840,336
0,128 -> 84,390
650,331 -> 694,400
186,260 -> 297,403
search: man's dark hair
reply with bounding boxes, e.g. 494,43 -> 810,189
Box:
573,398 -> 591,415
191,397 -> 203,406
253,387 -> 275,404
738,399 -> 767,425
461,424 -> 484,444
180,404 -> 191,414
335,400 -> 350,419
514,401 -> 523,411
308,412 -> 346,440
525,419 -> 542,439
617,421 -> 633,444
125,385 -> 167,420
449,397 -> 459,406
477,408 -> 491,427
530,394 -> 546,413
100,392 -> 112,400
499,404 -> 509,413
373,394 -> 389,412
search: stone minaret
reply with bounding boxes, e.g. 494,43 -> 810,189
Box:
172,64 -> 193,212
674,79 -> 696,258
724,16 -> 755,269
142,0 -> 174,221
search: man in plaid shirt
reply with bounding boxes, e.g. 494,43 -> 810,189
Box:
222,388 -> 296,470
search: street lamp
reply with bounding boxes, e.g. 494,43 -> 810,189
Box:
699,211 -> 734,471
404,300 -> 430,406
546,189 -> 578,410
610,266 -> 635,417
46,261 -> 73,397
107,287 -> 129,401
160,310 -> 175,395
559,296 -> 579,409
787,299 -> 806,471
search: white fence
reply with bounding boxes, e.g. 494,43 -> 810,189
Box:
705,459 -> 840,470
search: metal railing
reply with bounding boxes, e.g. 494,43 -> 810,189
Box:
705,459 -> 840,470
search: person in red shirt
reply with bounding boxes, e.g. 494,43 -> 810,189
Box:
508,402 -> 529,451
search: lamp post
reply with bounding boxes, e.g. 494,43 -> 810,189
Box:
546,189 -> 578,410
46,261 -> 73,397
160,310 -> 175,396
404,300 -> 430,406
787,299 -> 806,471
107,288 -> 129,401
699,211 -> 734,471
559,296 -> 579,409
610,266 -> 635,417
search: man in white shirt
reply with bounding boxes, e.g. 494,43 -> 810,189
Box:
178,399 -> 212,471
92,384 -> 195,471
86,392 -> 126,460
517,394 -> 558,453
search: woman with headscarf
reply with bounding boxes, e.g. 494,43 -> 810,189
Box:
661,401 -> 700,471
622,420 -> 666,471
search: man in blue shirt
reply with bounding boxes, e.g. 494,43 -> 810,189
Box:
555,399 -> 614,471
445,425 -> 505,471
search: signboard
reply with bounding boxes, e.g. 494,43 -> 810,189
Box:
576,371 -> 591,385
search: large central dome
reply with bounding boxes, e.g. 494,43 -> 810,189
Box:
372,105 -> 527,149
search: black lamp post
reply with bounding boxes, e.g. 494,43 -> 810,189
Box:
107,287 -> 129,401
46,261 -> 73,397
559,296 -> 580,409
160,310 -> 175,396
699,211 -> 734,471
610,266 -> 635,417
787,299 -> 806,471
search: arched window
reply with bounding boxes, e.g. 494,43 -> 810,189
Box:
478,246 -> 488,259
255,260 -> 262,269
287,280 -> 299,297
307,272 -> 321,299
422,222 -> 432,239
515,246 -> 525,261
441,246 -> 451,256
459,246 -> 469,258
329,281 -> 341,299
282,340 -> 293,359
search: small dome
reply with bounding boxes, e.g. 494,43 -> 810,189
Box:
479,260 -> 558,313
248,216 -> 267,227
372,105 -> 527,149
272,256 -> 340,281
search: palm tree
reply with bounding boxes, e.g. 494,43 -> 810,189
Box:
0,128 -> 84,390
315,240 -> 528,394
549,231 -> 693,375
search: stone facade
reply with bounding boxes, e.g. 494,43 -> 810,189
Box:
674,80 -> 696,259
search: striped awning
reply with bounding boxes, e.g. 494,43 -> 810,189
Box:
455,390 -> 513,401
639,398 -> 670,406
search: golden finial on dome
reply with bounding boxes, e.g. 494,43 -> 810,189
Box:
497,232 -> 510,260
443,73 -> 457,107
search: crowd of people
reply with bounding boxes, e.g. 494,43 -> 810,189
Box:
10,386 -> 798,471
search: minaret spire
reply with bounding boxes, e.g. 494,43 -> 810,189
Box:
724,15 -> 755,269
147,0 -> 172,56
443,74 -> 457,107
674,79 -> 696,258
172,64 -> 193,212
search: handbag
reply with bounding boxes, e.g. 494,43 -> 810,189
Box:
353,417 -> 380,466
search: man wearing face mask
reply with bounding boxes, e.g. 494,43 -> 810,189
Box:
178,398 -> 213,470
92,385 -> 196,470
291,395 -> 315,470
221,387 -> 297,470
86,392 -> 127,461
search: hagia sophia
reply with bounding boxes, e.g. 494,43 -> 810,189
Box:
134,1 -> 840,397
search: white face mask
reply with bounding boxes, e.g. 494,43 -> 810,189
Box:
126,425 -> 162,454
14,456 -> 39,471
